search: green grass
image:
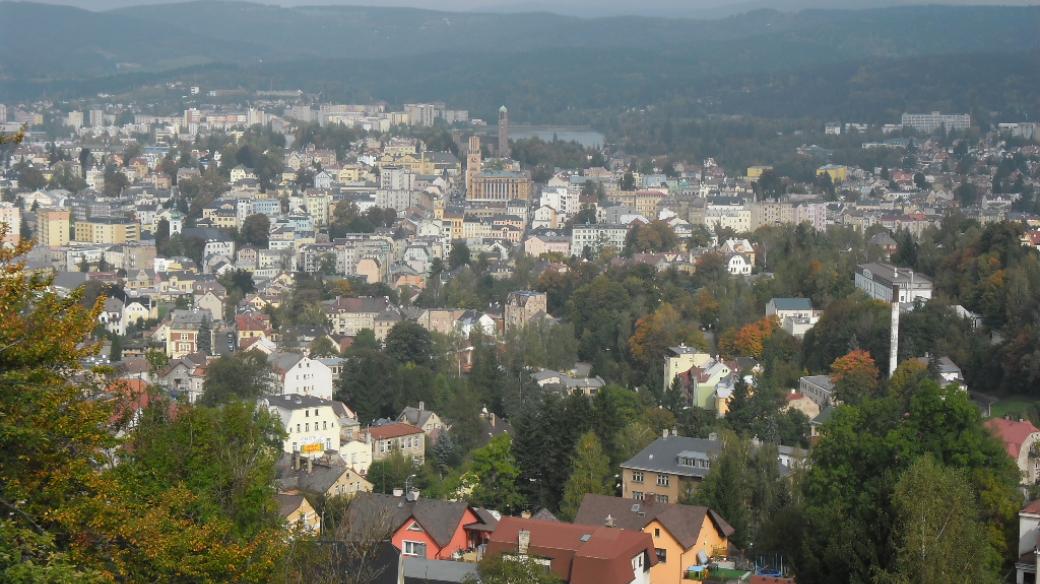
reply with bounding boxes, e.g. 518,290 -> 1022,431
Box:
987,397 -> 1039,419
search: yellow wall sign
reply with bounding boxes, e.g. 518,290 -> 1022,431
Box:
302,443 -> 323,454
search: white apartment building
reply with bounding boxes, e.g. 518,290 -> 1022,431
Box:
854,262 -> 933,304
262,394 -> 342,458
570,223 -> 628,257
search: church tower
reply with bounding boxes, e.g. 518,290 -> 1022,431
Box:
466,135 -> 482,196
498,105 -> 510,158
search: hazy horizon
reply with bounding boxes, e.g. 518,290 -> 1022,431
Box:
7,0 -> 1039,17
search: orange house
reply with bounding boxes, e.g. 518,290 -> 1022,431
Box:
345,492 -> 498,560
575,494 -> 734,584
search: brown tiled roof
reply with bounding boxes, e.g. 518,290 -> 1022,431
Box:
574,494 -> 734,552
487,516 -> 655,584
368,422 -> 423,440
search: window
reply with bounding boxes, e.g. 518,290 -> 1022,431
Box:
296,424 -> 300,433
632,491 -> 644,501
656,548 -> 667,563
407,522 -> 424,532
631,471 -> 644,483
323,421 -> 327,430
402,541 -> 427,557
305,423 -> 310,432
654,528 -> 660,538
656,474 -> 670,487
656,494 -> 669,504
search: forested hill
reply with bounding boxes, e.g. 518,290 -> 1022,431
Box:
2,1 -> 1039,120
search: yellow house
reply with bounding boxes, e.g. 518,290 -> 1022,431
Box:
574,494 -> 734,584
277,492 -> 321,534
816,164 -> 848,183
746,165 -> 773,181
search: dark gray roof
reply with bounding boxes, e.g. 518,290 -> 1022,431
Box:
574,494 -> 734,551
399,405 -> 436,428
857,262 -> 933,288
769,297 -> 812,311
276,492 -> 308,519
52,271 -> 89,290
345,492 -> 488,549
275,453 -> 357,495
403,557 -> 478,583
268,351 -> 304,373
265,393 -> 336,411
811,405 -> 836,426
619,435 -> 723,479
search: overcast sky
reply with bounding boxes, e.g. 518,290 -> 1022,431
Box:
15,0 -> 1040,17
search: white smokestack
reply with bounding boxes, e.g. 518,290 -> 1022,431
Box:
889,284 -> 900,378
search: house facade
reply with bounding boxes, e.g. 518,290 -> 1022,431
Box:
263,394 -> 342,457
575,494 -> 734,584
620,434 -> 724,504
369,422 -> 426,465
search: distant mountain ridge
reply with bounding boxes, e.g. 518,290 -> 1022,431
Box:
1,1 -> 1038,121
3,0 -> 1039,81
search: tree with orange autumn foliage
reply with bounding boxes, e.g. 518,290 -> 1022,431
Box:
719,316 -> 780,360
628,302 -> 707,370
830,349 -> 881,404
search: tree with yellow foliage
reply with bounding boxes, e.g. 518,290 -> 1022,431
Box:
0,224 -> 289,582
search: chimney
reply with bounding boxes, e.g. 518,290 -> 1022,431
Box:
489,412 -> 496,428
407,489 -> 420,502
306,457 -> 313,474
520,510 -> 531,519
605,514 -> 615,528
393,487 -> 404,497
662,429 -> 668,439
418,401 -> 425,412
518,529 -> 531,556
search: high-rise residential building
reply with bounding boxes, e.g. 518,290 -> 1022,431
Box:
404,103 -> 437,127
66,111 -> 84,128
36,209 -> 71,247
89,109 -> 104,128
901,111 -> 971,133
0,203 -> 21,247
497,105 -> 510,158
74,218 -> 141,245
0,104 -> 8,123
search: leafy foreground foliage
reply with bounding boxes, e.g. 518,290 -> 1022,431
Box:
776,368 -> 1019,584
0,225 -> 290,582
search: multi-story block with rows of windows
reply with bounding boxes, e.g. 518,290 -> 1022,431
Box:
620,433 -> 724,504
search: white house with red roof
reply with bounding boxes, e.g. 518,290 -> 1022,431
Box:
368,422 -> 425,465
985,418 -> 1040,485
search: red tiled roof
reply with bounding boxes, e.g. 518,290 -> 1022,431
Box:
368,422 -> 423,440
487,517 -> 655,584
1022,500 -> 1040,515
984,418 -> 1040,460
